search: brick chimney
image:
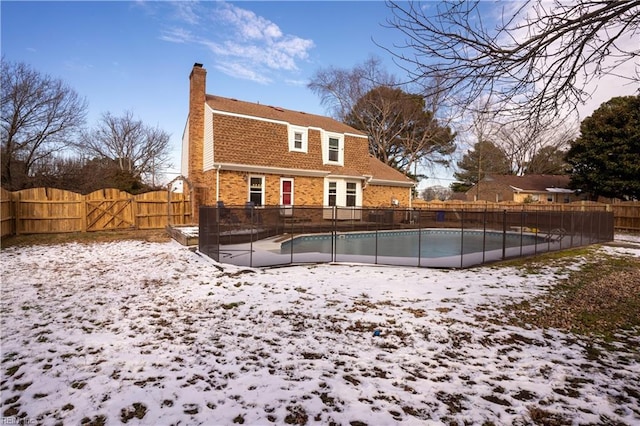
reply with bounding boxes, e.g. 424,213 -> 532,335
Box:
188,63 -> 206,184
187,63 -> 207,221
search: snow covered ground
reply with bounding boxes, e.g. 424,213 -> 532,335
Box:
1,234 -> 639,425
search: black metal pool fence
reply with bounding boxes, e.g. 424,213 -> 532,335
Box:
199,205 -> 614,268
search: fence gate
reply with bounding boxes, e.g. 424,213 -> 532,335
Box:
85,189 -> 135,231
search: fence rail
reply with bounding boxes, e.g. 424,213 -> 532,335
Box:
413,200 -> 639,231
1,188 -> 637,239
199,205 -> 615,269
1,187 -> 192,237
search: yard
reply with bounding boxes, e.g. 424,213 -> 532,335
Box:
1,231 -> 639,425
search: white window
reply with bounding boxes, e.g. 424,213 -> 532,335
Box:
248,176 -> 265,206
328,181 -> 337,206
346,182 -> 357,207
322,132 -> 344,165
324,179 -> 361,207
288,125 -> 308,153
328,137 -> 339,162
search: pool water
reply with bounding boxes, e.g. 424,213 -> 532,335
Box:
280,229 -> 542,258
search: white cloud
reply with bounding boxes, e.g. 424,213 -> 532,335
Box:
162,1 -> 314,82
159,27 -> 194,44
218,2 -> 283,42
173,1 -> 201,26
214,61 -> 272,85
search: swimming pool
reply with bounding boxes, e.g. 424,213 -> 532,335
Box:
280,229 -> 544,258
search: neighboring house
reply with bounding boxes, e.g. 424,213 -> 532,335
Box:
182,63 -> 414,219
465,174 -> 582,203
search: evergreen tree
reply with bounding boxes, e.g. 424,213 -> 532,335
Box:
566,96 -> 640,200
452,140 -> 511,191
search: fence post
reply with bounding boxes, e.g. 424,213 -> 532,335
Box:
80,195 -> 87,232
460,208 -> 465,268
332,206 -> 337,263
502,210 -> 507,260
482,208 -> 487,264
14,192 -> 21,236
417,210 -> 421,268
130,195 -> 140,229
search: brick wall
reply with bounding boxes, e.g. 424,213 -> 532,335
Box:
467,181 -> 514,202
203,169 -> 411,208
364,185 -> 411,207
205,171 -> 326,206
212,114 -> 371,176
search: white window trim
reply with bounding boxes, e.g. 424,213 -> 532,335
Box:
322,131 -> 344,165
288,125 -> 308,153
323,178 -> 361,207
248,175 -> 265,206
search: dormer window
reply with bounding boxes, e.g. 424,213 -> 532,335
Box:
288,125 -> 308,153
294,132 -> 304,150
328,137 -> 339,162
322,131 -> 344,165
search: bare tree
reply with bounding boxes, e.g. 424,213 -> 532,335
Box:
77,111 -> 171,185
308,56 -> 397,121
343,86 -> 455,177
384,0 -> 640,123
526,145 -> 569,175
490,120 -> 576,175
421,185 -> 453,201
309,57 -> 456,179
1,59 -> 87,189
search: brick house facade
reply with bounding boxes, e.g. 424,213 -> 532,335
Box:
465,174 -> 581,203
182,63 -> 414,218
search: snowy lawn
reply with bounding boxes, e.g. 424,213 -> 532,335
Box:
1,235 -> 639,425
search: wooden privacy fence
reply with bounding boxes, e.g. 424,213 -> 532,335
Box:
1,188 -> 638,237
1,187 -> 192,237
413,200 -> 640,231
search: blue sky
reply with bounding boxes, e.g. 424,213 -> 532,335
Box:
2,1 -> 407,182
2,1 -> 637,187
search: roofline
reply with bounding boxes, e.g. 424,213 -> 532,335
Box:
369,178 -> 415,187
209,163 -> 416,186
208,103 -> 368,139
212,162 -> 330,177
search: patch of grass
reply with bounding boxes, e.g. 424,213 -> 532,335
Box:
500,246 -> 595,271
80,415 -> 107,426
284,405 -> 308,425
5,364 -> 24,377
343,375 -> 361,386
220,301 -> 246,310
527,406 -> 569,426
503,252 -> 640,338
12,382 -> 32,391
120,402 -> 147,423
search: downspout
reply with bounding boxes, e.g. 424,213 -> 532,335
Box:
409,185 -> 414,209
215,164 -> 221,201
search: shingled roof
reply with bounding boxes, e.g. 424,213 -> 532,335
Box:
485,174 -> 571,191
206,95 -> 365,136
206,94 -> 413,185
368,156 -> 414,186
